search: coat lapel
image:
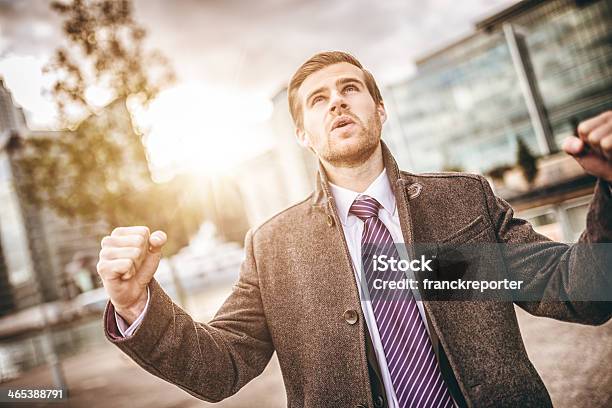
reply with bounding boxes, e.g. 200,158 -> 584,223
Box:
379,142 -> 442,359
311,141 -> 442,357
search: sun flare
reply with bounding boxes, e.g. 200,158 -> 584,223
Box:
134,81 -> 274,180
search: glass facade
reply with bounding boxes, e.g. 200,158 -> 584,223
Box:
384,0 -> 612,175
517,194 -> 591,242
0,150 -> 34,286
517,0 -> 612,148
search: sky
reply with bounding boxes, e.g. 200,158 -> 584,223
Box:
0,0 -> 517,126
0,0 -> 515,176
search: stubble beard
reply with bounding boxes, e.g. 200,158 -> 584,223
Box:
321,111 -> 382,168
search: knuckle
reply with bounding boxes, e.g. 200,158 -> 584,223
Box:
99,247 -> 109,258
578,122 -> 589,135
135,235 -> 145,247
97,261 -> 109,275
101,236 -> 111,247
588,132 -> 600,143
110,263 -> 121,275
127,258 -> 136,270
112,260 -> 130,275
132,247 -> 142,259
103,247 -> 118,259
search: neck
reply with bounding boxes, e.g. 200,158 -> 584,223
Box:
322,143 -> 384,193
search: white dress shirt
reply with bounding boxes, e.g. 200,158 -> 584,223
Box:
115,287 -> 150,337
329,168 -> 430,408
116,168 -> 437,408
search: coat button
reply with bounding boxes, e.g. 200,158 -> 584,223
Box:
343,309 -> 358,325
374,395 -> 384,408
326,214 -> 334,227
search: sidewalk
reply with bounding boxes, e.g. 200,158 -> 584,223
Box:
2,306 -> 610,408
2,340 -> 286,408
2,284 -> 286,408
515,307 -> 612,408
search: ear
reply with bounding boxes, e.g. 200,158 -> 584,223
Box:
295,127 -> 310,148
376,101 -> 387,125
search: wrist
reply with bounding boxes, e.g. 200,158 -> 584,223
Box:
114,290 -> 148,325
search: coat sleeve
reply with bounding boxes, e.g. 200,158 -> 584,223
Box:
478,176 -> 612,325
103,229 -> 274,402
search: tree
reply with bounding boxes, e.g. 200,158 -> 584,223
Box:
516,136 -> 538,185
46,0 -> 174,123
13,0 -> 208,257
485,164 -> 512,182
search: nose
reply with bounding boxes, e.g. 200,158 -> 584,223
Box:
329,90 -> 348,114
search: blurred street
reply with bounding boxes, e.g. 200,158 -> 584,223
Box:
3,341 -> 286,408
2,284 -> 287,408
516,308 -> 612,408
2,305 -> 611,408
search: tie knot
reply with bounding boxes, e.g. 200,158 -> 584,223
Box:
349,195 -> 381,221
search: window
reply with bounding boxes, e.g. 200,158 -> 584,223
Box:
0,151 -> 33,286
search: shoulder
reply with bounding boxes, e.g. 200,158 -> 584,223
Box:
399,170 -> 497,214
402,170 -> 483,182
249,193 -> 316,242
401,170 -> 490,192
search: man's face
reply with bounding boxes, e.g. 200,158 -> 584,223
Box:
296,62 -> 387,167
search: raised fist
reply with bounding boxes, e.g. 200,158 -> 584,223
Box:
97,226 -> 167,324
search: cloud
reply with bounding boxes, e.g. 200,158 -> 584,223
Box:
0,54 -> 58,129
0,0 -> 516,127
0,0 -> 63,56
131,0 -> 515,94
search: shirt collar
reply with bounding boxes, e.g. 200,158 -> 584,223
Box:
329,168 -> 396,225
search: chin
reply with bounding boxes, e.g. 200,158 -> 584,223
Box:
325,133 -> 380,167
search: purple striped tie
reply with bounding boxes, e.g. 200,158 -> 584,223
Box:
350,195 -> 454,408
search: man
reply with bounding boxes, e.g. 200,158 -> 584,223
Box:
98,51 -> 612,407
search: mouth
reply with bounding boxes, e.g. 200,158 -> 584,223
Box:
331,116 -> 356,132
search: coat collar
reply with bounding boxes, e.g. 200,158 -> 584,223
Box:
328,169 -> 396,226
312,140 -> 423,250
311,140 -> 417,210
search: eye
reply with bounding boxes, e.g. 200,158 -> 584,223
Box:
312,95 -> 325,105
344,85 -> 358,93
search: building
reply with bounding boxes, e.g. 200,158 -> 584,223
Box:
0,78 -> 28,315
0,78 -> 42,314
0,79 -> 108,316
384,0 -> 612,241
232,88 -> 316,227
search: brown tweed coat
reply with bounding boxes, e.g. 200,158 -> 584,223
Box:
104,142 -> 612,408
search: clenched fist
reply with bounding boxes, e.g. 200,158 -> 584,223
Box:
97,226 -> 167,324
562,110 -> 612,182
